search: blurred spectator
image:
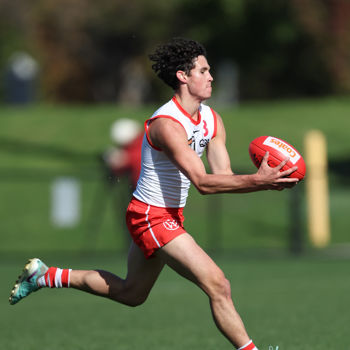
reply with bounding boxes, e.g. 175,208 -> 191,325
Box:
87,118 -> 143,250
5,52 -> 39,104
104,118 -> 143,191
97,118 -> 143,249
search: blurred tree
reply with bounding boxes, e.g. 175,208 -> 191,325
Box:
176,0 -> 332,99
27,0 -> 185,103
0,0 -> 32,100
291,0 -> 350,94
1,0 -> 350,102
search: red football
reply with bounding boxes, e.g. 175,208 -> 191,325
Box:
249,136 -> 306,180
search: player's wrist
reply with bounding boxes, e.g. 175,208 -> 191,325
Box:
250,173 -> 271,191
250,173 -> 262,187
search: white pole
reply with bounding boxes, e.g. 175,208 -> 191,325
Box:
51,177 -> 80,228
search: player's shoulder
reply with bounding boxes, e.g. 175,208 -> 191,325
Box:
149,116 -> 184,134
147,116 -> 187,150
152,99 -> 177,118
200,102 -> 212,114
201,103 -> 222,120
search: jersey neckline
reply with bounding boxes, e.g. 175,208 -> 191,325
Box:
172,96 -> 201,126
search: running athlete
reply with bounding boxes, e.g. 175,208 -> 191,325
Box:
9,38 -> 298,350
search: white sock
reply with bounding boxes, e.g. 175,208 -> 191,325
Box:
238,339 -> 259,350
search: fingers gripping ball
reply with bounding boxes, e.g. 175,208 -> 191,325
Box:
249,136 -> 306,180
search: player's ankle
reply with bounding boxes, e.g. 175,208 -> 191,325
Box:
37,267 -> 71,288
237,339 -> 258,350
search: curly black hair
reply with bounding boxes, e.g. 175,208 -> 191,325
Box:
149,38 -> 207,90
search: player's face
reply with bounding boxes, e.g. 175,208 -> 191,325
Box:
186,55 -> 213,101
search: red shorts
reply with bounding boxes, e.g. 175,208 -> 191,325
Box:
126,197 -> 186,259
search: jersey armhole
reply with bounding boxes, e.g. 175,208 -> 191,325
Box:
210,108 -> 218,139
145,115 -> 186,151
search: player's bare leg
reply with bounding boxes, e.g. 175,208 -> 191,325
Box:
157,233 -> 251,349
69,242 -> 164,306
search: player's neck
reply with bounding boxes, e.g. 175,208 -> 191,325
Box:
174,92 -> 202,121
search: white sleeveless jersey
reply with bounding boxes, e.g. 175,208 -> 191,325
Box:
133,97 -> 217,208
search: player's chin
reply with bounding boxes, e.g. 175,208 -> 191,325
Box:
202,90 -> 212,100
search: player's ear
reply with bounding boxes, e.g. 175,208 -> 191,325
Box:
176,70 -> 187,83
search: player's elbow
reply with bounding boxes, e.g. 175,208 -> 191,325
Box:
197,186 -> 214,195
196,186 -> 210,195
194,179 -> 216,195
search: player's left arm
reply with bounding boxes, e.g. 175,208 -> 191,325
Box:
206,112 -> 234,176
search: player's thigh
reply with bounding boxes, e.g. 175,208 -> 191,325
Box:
156,233 -> 224,292
125,242 -> 165,294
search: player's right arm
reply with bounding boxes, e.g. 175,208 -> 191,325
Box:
147,118 -> 298,195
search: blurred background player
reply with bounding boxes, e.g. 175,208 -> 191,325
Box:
87,118 -> 143,250
105,118 -> 143,192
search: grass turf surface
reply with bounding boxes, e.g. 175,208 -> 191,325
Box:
0,97 -> 350,254
2,254 -> 350,349
1,98 -> 350,349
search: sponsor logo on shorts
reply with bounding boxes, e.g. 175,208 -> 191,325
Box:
263,136 -> 300,164
163,219 -> 180,230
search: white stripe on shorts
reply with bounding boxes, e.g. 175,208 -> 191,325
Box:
145,205 -> 161,248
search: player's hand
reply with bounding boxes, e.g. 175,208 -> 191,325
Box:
256,152 -> 299,190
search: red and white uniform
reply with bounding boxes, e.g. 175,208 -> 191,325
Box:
127,97 -> 217,258
133,96 -> 217,208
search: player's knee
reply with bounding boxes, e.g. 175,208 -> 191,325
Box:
110,294 -> 147,307
124,293 -> 149,307
111,284 -> 150,307
206,272 -> 231,301
216,276 -> 232,300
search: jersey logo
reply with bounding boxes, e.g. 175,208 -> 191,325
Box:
199,138 -> 209,148
163,219 -> 180,230
188,135 -> 209,151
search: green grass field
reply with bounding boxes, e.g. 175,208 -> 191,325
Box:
0,98 -> 350,349
1,254 -> 350,349
1,97 -> 349,254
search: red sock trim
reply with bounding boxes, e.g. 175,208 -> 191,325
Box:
61,269 -> 70,287
45,267 -> 58,288
44,269 -> 49,286
242,342 -> 256,350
